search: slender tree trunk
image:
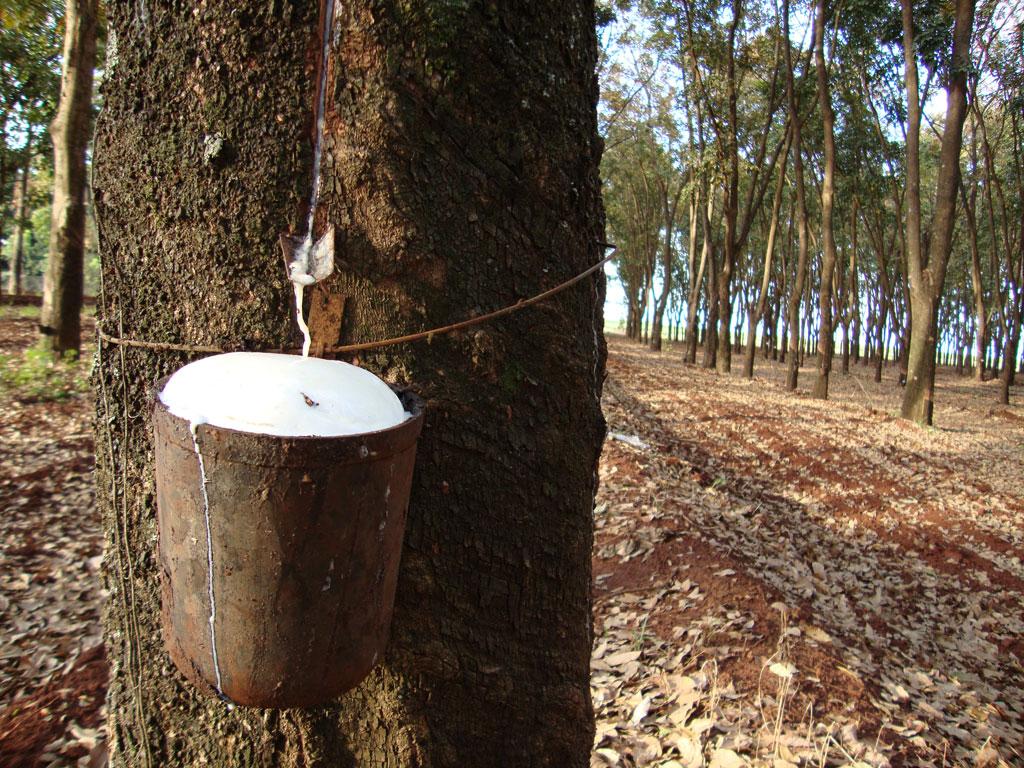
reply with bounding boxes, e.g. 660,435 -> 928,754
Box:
783,0 -> 809,391
93,2 -> 605,766
717,204 -> 735,373
961,114 -> 989,382
744,129 -> 790,379
625,295 -> 637,339
684,189 -> 706,364
40,0 -> 98,357
0,149 -> 7,290
966,201 -> 987,382
811,0 -> 837,399
775,209 -> 792,363
1000,303 -> 1021,404
851,264 -> 860,364
714,1 -> 743,375
897,257 -> 911,385
7,163 -> 29,296
638,277 -> 650,344
900,0 -> 975,424
843,201 -> 858,373
651,182 -> 683,352
702,204 -> 719,370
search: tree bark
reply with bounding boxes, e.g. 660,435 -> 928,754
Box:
0,147 -> 7,290
650,180 -> 683,351
93,2 -> 605,766
783,0 -> 809,391
963,178 -> 988,382
7,162 -> 29,296
702,209 -> 719,370
900,0 -> 975,424
811,0 -> 837,399
841,202 -> 858,374
999,291 -> 1022,405
743,127 -> 790,379
683,185 -> 706,364
40,0 -> 98,357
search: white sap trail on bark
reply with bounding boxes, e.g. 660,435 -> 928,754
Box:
293,282 -> 312,357
289,0 -> 338,357
189,423 -> 228,703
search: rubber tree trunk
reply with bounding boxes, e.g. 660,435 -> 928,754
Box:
1000,306 -> 1020,404
7,163 -> 28,296
850,257 -> 860,364
783,0 -> 809,392
650,182 -> 682,352
743,129 -> 790,379
0,151 -> 7,289
92,3 -> 605,766
40,0 -> 98,357
714,0 -> 742,376
967,199 -> 987,381
842,205 -> 858,375
900,0 -> 975,425
812,0 -> 837,399
626,293 -> 640,339
684,189 -> 708,364
703,237 -> 719,370
715,233 -> 734,373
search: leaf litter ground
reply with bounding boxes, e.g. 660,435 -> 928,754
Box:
0,309 -> 105,768
0,316 -> 1021,767
592,336 -> 1023,768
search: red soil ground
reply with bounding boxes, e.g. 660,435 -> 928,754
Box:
1,315 -> 1021,767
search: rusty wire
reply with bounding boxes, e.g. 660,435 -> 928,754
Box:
97,243 -> 617,356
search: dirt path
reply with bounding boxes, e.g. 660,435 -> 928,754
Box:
592,336 -> 1024,768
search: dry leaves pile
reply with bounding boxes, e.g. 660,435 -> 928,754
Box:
591,337 -> 1023,768
0,311 -> 106,767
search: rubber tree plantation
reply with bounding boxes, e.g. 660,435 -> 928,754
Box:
603,0 -> 1021,424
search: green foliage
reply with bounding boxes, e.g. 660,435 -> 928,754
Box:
0,342 -> 91,403
0,0 -> 62,150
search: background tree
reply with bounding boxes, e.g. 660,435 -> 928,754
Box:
39,0 -> 98,356
811,0 -> 837,398
899,0 -> 976,425
599,0 -> 1020,422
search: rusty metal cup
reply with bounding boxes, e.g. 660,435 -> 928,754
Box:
152,380 -> 424,708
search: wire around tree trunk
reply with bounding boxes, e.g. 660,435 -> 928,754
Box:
97,243 -> 616,356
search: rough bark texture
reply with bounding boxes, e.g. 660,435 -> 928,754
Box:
40,0 -> 98,357
93,2 -> 605,766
